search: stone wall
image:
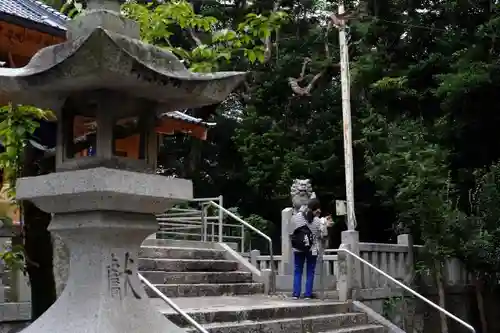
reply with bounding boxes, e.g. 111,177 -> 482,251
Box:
0,321 -> 29,333
0,302 -> 30,333
482,288 -> 500,333
361,286 -> 470,333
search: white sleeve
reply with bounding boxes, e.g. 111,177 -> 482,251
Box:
316,217 -> 328,237
288,215 -> 296,236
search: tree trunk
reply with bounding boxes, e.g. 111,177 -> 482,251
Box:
23,201 -> 56,319
185,138 -> 202,179
182,105 -> 218,179
22,147 -> 56,320
435,260 -> 448,333
472,275 -> 488,333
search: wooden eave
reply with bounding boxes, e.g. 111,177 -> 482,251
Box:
71,116 -> 209,141
0,12 -> 64,66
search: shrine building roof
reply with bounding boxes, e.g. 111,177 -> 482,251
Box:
0,0 -> 68,35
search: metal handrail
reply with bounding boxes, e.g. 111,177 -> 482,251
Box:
157,197 -> 225,243
191,196 -> 221,202
334,248 -> 476,333
207,200 -> 276,294
138,273 -> 209,333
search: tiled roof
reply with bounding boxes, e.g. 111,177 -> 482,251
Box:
0,0 -> 69,31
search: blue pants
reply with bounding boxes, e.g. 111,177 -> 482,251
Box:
292,251 -> 317,297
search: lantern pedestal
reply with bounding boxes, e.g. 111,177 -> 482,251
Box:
16,167 -> 192,333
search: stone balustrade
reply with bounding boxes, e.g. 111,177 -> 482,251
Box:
250,251 -> 340,278
252,220 -> 472,299
271,207 -> 473,299
0,225 -> 31,327
0,226 -> 30,304
358,242 -> 411,289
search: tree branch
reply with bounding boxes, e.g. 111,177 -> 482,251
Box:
241,81 -> 252,102
188,28 -> 203,47
329,2 -> 369,29
288,3 -> 368,97
263,1 -> 280,63
298,57 -> 311,81
288,71 -> 324,96
325,26 -> 331,59
288,57 -> 324,96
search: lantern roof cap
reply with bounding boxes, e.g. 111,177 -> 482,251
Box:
0,27 -> 246,111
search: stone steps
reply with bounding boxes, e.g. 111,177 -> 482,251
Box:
140,271 -> 252,285
138,243 -> 264,298
138,258 -> 239,272
320,325 -> 386,333
139,246 -> 226,260
140,242 -> 387,333
142,238 -> 238,250
165,301 -> 350,325
184,313 -> 376,333
146,283 -> 264,298
153,296 -> 387,333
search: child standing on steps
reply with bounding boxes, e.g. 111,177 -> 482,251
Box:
289,198 -> 332,299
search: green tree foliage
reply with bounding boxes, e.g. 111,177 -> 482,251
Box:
0,103 -> 49,268
345,0 -> 500,329
123,1 -> 287,72
234,0 -> 345,222
0,104 -> 52,320
456,163 -> 500,279
0,104 -> 48,198
450,163 -> 500,332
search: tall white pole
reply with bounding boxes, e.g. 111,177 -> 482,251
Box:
338,3 -> 356,230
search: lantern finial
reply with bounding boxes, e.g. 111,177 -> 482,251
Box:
68,0 -> 139,40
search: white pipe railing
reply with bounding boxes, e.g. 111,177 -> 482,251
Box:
218,195 -> 224,242
190,197 -> 221,202
333,248 -> 476,333
207,200 -> 276,294
158,197 -> 248,249
157,197 -> 235,244
138,273 -> 209,333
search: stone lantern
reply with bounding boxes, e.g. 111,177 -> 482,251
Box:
0,0 -> 246,332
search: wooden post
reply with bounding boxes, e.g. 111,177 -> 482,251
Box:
337,2 -> 356,231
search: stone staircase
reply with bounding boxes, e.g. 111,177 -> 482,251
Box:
156,296 -> 386,333
139,239 -> 386,333
139,239 -> 264,297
